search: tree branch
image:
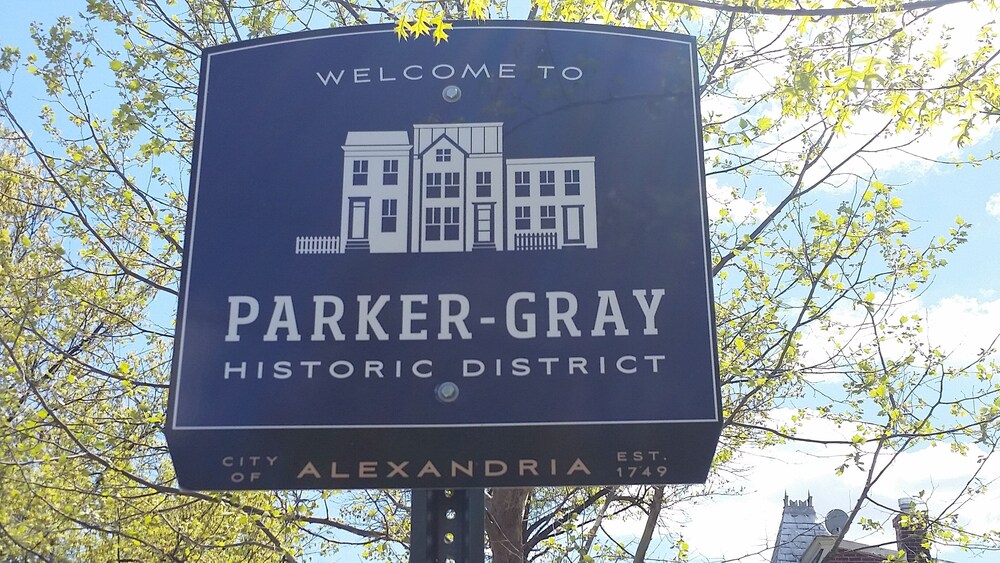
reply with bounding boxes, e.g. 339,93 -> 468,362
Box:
667,0 -> 971,17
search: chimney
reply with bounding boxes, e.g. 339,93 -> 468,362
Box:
893,498 -> 931,562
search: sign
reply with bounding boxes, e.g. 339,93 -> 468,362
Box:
166,21 -> 722,490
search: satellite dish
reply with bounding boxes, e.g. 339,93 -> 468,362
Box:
825,509 -> 849,535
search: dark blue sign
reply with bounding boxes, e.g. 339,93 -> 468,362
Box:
166,21 -> 721,489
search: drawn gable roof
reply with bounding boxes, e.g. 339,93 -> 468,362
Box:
417,133 -> 469,159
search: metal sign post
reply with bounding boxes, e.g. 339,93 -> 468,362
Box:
409,489 -> 485,563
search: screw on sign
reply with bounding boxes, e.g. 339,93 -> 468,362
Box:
442,85 -> 462,102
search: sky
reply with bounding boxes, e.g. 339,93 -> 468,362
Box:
644,1 -> 1000,560
3,1 -> 1000,562
666,2 -> 1000,560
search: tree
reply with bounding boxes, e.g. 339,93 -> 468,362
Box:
2,0 -> 999,561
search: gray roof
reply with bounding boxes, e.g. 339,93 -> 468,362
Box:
771,494 -> 825,563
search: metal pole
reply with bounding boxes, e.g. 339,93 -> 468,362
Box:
409,489 -> 485,563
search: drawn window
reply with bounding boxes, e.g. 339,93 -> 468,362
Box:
381,199 -> 397,232
515,206 -> 531,230
540,205 -> 556,230
425,208 -> 442,241
540,170 -> 555,197
515,171 -> 530,197
476,171 -> 491,197
565,169 -> 581,196
435,148 -> 452,162
426,172 -> 442,198
352,160 -> 368,186
444,172 -> 461,198
382,160 -> 398,185
444,207 -> 461,240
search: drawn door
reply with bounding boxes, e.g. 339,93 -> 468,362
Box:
474,203 -> 495,246
347,198 -> 370,241
562,205 -> 584,245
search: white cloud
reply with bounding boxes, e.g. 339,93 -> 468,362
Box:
793,290 -> 923,384
795,292 -> 1000,382
925,295 -> 1000,364
796,106 -> 995,190
706,177 -> 771,223
986,193 -> 1000,220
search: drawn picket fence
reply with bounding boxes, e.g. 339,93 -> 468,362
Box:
514,232 -> 558,251
295,236 -> 341,254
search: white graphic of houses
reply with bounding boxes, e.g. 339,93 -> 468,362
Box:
294,122 -> 597,254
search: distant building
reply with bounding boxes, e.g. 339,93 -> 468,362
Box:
297,122 -> 598,255
799,535 -> 898,563
771,494 -> 826,563
771,494 -> 939,563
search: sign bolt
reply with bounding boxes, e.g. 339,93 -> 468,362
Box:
442,85 -> 462,103
435,382 -> 460,403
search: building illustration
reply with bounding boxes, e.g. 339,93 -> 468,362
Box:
295,122 -> 598,254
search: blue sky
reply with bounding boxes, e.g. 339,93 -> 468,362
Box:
3,2 -> 1000,562
905,159 -> 1000,300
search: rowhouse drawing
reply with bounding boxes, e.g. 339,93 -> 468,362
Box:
295,122 -> 597,254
